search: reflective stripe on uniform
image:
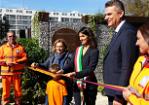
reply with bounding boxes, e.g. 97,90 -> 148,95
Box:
139,76 -> 149,88
1,69 -> 24,73
144,94 -> 149,100
129,86 -> 149,100
129,87 -> 142,98
4,56 -> 20,59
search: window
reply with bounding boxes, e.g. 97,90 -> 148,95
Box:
6,9 -> 13,12
16,10 -> 23,13
78,14 -> 81,17
19,29 -> 26,38
10,25 -> 16,29
9,20 -> 16,24
62,13 -> 67,16
61,18 -> 69,22
9,15 -> 16,20
5,15 -> 9,19
26,11 -> 32,14
17,15 -> 22,19
17,20 -> 22,24
53,12 -> 59,15
19,26 -> 26,29
73,18 -> 81,22
70,13 -> 73,16
22,21 -> 28,24
69,18 -> 81,22
17,15 -> 29,20
22,16 -> 31,20
49,17 -> 58,22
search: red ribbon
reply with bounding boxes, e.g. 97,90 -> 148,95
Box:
79,79 -> 124,92
29,67 -> 125,92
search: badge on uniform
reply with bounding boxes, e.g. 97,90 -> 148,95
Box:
16,49 -> 20,53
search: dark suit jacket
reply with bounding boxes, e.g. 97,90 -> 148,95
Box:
103,22 -> 139,97
75,47 -> 99,90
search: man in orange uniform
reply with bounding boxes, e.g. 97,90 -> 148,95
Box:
0,31 -> 27,105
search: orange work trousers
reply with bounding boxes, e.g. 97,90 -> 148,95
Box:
2,75 -> 22,103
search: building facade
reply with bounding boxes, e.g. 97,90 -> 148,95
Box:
0,8 -> 35,37
0,8 -> 84,37
49,11 -> 84,23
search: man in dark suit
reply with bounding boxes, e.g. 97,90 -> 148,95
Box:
103,0 -> 139,105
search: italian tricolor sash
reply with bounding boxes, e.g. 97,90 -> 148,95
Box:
75,46 -> 87,89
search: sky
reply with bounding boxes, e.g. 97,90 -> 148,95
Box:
0,0 -> 108,14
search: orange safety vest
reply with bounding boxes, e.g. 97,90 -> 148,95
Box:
46,79 -> 67,105
0,43 -> 27,75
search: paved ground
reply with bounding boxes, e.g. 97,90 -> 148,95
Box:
0,82 -> 108,105
96,92 -> 108,105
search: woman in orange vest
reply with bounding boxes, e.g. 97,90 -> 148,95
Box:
122,22 -> 149,105
0,31 -> 27,105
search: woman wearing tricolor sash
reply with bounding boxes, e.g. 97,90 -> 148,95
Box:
65,27 -> 99,105
122,22 -> 149,105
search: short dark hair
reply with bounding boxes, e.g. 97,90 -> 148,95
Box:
105,0 -> 125,14
139,22 -> 149,45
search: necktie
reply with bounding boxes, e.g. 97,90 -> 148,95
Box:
111,31 -> 117,41
109,31 -> 117,48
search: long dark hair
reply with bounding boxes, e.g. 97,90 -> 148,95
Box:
78,27 -> 97,48
139,22 -> 149,45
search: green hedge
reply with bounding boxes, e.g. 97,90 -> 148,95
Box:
17,38 -> 49,104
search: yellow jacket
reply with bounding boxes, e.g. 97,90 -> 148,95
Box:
127,56 -> 149,105
0,43 -> 27,75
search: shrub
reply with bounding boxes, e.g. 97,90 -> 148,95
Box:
17,38 -> 49,104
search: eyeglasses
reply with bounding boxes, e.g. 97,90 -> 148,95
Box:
8,36 -> 15,37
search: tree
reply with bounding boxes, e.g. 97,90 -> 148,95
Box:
89,13 -> 104,28
17,38 -> 48,104
83,13 -> 104,32
123,0 -> 149,17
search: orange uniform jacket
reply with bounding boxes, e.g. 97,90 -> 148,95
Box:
127,56 -> 149,105
46,79 -> 67,105
0,43 -> 27,75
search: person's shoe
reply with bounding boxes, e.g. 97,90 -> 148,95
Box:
14,101 -> 21,105
15,97 -> 22,105
1,101 -> 9,105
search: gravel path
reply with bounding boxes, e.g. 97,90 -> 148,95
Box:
0,82 -> 108,105
96,92 -> 108,105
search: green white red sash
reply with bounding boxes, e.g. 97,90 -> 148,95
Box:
75,46 -> 87,89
